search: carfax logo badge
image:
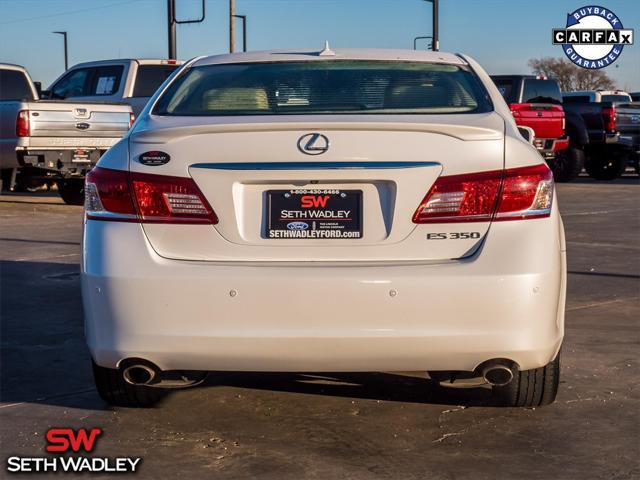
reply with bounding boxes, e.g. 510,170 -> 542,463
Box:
553,5 -> 633,69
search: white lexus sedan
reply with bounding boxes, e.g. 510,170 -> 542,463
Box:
82,48 -> 566,408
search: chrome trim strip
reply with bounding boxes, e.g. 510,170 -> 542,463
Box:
191,161 -> 438,170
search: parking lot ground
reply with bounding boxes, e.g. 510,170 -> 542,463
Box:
1,174 -> 639,480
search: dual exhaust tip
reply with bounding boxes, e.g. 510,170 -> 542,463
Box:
121,359 -> 515,388
121,360 -> 158,386
482,364 -> 514,386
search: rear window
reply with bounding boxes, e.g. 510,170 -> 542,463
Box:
0,69 -> 35,101
153,61 -> 493,116
492,78 -> 518,103
522,79 -> 562,105
132,64 -> 180,97
600,94 -> 632,103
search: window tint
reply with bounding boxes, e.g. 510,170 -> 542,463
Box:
601,94 -> 631,103
492,78 -> 518,103
522,79 -> 562,104
562,95 -> 591,103
50,68 -> 91,99
132,65 -> 179,97
0,69 -> 35,101
88,66 -> 123,96
154,61 -> 492,116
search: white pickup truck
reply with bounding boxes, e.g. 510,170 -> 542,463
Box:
42,59 -> 183,117
0,63 -> 133,204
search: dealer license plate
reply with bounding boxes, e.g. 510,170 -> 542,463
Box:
267,189 -> 362,239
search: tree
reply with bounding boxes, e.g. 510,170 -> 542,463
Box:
528,57 -> 616,91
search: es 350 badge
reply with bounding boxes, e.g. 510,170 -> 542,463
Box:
553,6 -> 634,69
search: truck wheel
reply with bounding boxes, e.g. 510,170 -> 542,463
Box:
57,178 -> 85,205
585,154 -> 627,181
492,352 -> 560,407
550,146 -> 584,182
92,360 -> 165,408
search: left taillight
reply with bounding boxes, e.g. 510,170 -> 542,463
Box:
129,112 -> 135,128
16,110 -> 30,137
412,164 -> 554,223
85,167 -> 217,224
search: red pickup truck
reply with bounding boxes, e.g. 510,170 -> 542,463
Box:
491,75 -> 582,182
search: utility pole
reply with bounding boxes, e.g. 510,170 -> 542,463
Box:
229,0 -> 235,53
167,0 -> 206,59
53,31 -> 68,70
233,14 -> 247,52
167,0 -> 176,59
423,0 -> 439,51
432,0 -> 439,51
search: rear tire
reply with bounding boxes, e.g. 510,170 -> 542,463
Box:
92,360 -> 165,408
585,153 -> 627,180
492,352 -> 560,407
57,178 -> 85,205
549,146 -> 584,182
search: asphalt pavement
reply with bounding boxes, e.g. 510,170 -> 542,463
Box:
1,174 -> 638,479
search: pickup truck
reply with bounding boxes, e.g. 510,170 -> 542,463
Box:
0,63 -> 133,204
562,91 -> 640,179
490,75 -> 579,181
42,59 -> 183,116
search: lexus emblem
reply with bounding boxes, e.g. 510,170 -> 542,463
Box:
298,133 -> 329,155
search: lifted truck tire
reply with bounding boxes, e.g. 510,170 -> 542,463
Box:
492,352 -> 560,407
550,146 -> 584,182
57,178 -> 85,205
585,152 -> 628,181
92,360 -> 165,408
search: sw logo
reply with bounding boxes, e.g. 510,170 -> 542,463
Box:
45,428 -> 102,453
5,427 -> 142,474
301,195 -> 330,208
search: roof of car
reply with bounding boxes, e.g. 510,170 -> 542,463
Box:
0,63 -> 28,72
192,48 -> 467,67
69,59 -> 184,69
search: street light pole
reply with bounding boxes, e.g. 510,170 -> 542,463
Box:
233,14 -> 247,52
53,31 -> 68,70
167,0 -> 176,59
423,0 -> 439,51
229,0 -> 235,53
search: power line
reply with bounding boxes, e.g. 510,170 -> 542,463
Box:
0,0 -> 144,26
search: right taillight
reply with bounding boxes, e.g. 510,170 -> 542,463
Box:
85,167 -> 217,224
16,110 -> 30,137
412,164 -> 554,223
602,106 -> 617,132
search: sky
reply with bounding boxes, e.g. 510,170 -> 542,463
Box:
0,0 -> 638,90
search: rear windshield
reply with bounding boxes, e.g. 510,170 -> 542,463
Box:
522,79 -> 562,105
153,61 -> 493,116
492,78 -> 518,104
600,94 -> 631,103
133,64 -> 180,97
0,69 -> 35,101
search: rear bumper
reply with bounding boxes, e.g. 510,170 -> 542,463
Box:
534,136 -> 569,155
82,208 -> 566,373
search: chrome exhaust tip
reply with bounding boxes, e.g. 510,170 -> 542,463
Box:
122,364 -> 157,386
482,365 -> 514,387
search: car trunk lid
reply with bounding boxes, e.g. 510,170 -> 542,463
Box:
129,113 -> 505,262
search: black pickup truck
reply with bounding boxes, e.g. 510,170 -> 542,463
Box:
562,93 -> 640,180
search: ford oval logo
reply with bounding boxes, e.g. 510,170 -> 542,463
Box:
75,122 -> 90,130
287,221 -> 309,230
